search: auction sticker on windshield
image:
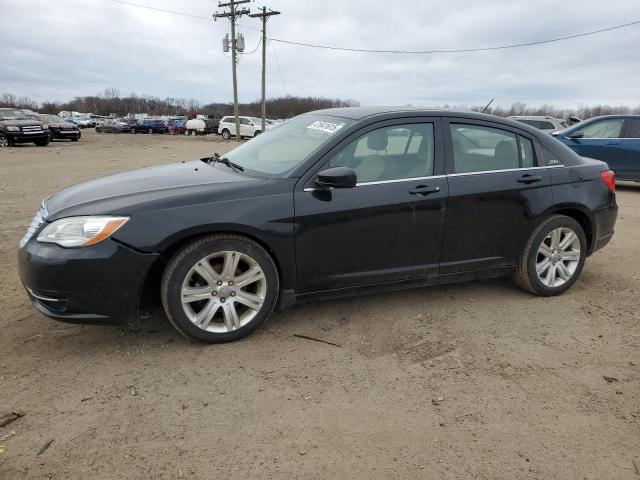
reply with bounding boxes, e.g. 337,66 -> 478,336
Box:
307,121 -> 345,135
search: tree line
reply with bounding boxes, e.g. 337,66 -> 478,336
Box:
0,90 -> 359,119
1,90 -> 638,120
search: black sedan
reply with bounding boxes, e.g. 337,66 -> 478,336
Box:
19,108 -> 618,343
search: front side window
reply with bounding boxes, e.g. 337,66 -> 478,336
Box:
329,123 -> 435,183
580,119 -> 624,139
450,124 -> 519,173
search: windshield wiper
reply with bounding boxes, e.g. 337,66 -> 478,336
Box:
202,153 -> 244,172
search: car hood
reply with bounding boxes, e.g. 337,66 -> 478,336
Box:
1,119 -> 43,127
44,160 -> 257,219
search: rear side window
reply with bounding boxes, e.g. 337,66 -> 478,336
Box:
221,117 -> 231,123
519,137 -> 535,168
627,119 -> 640,138
450,124 -> 519,173
580,119 -> 624,138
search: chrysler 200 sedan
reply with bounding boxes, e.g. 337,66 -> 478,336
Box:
19,108 -> 618,343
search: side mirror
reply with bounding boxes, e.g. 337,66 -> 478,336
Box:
315,167 -> 357,189
568,130 -> 584,139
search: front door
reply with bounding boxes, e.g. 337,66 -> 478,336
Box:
440,119 -> 554,273
294,119 -> 447,293
563,117 -> 626,172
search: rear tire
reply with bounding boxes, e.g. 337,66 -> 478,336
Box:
221,129 -> 231,140
513,215 -> 586,296
130,128 -> 136,134
161,234 -> 279,343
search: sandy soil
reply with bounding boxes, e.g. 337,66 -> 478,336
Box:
1,130 -> 639,479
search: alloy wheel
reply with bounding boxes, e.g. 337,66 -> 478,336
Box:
0,135 -> 8,148
536,227 -> 581,288
180,251 -> 266,333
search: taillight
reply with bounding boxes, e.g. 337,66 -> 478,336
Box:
600,170 -> 615,192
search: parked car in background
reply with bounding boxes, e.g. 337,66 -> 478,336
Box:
167,119 -> 186,135
552,115 -> 640,181
217,115 -> 273,139
509,116 -> 567,133
0,108 -> 50,147
204,118 -> 219,135
18,108 -> 618,343
95,119 -> 129,133
36,114 -> 81,142
130,119 -> 167,134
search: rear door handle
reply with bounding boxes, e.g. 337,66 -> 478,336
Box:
409,185 -> 440,196
517,174 -> 542,184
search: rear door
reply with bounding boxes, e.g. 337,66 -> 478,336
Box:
441,119 -> 554,273
618,118 -> 640,180
240,117 -> 253,137
294,118 -> 447,292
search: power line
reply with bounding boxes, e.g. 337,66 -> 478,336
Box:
270,41 -> 288,96
102,0 -> 640,55
269,19 -> 640,54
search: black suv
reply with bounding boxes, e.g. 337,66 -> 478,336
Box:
0,108 -> 50,147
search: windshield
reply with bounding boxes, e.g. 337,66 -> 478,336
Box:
0,109 -> 29,120
224,114 -> 354,176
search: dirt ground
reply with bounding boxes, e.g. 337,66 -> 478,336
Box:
1,130 -> 639,479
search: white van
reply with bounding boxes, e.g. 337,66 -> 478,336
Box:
217,116 -> 272,139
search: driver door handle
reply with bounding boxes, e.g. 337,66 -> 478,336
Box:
517,174 -> 542,184
409,185 -> 440,196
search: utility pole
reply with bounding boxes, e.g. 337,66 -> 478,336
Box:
214,0 -> 250,142
249,7 -> 280,133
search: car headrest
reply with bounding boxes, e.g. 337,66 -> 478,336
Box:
367,129 -> 388,151
494,140 -> 518,166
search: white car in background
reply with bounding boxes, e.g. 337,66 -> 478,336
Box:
217,116 -> 273,139
508,115 -> 567,133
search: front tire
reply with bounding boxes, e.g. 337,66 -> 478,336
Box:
35,138 -> 50,147
513,215 -> 586,296
0,134 -> 11,148
161,234 -> 279,343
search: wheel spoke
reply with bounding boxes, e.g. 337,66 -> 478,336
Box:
235,266 -> 264,288
550,229 -> 561,248
181,286 -> 212,304
536,258 -> 551,276
193,261 -> 220,286
538,243 -> 553,258
545,263 -> 557,286
558,231 -> 577,251
222,302 -> 240,331
195,300 -> 219,329
561,250 -> 580,262
221,251 -> 241,279
557,262 -> 571,281
234,291 -> 263,311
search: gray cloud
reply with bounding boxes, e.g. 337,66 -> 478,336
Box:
1,0 -> 639,108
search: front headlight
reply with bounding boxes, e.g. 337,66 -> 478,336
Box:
6,126 -> 19,132
37,216 -> 129,247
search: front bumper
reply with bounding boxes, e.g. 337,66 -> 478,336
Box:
19,238 -> 159,324
7,131 -> 50,143
50,128 -> 81,140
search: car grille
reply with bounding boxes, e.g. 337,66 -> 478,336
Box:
20,202 -> 48,248
21,125 -> 44,133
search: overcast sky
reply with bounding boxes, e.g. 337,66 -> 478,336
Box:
1,0 -> 639,109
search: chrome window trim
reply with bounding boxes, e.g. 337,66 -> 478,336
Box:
447,165 -> 564,178
303,175 -> 445,191
356,175 -> 445,187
